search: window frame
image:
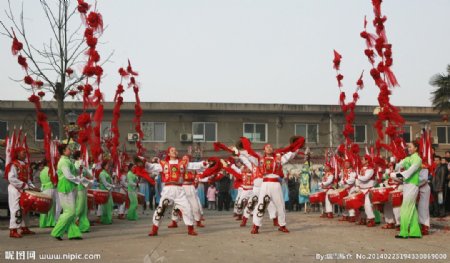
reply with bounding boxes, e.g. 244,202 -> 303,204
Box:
192,122 -> 217,142
294,123 -> 319,143
141,122 -> 167,142
35,121 -> 59,141
0,120 -> 8,140
243,123 -> 268,143
436,126 -> 449,144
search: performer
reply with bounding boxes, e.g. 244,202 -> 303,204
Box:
74,151 -> 93,233
127,161 -> 140,221
355,155 -> 376,227
146,147 -> 208,236
338,159 -> 357,222
418,167 -> 430,236
118,164 -> 129,220
51,144 -> 89,240
239,139 -> 302,234
392,141 -> 422,239
39,160 -> 56,228
381,158 -> 401,229
7,147 -> 37,238
98,160 -> 115,225
319,163 -> 335,219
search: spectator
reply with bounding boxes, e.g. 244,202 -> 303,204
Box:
217,173 -> 231,211
207,184 -> 217,210
431,156 -> 447,217
310,171 -> 320,212
287,171 -> 299,212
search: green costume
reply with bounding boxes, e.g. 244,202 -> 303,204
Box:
51,156 -> 82,239
99,170 -> 113,224
75,160 -> 91,232
39,167 -> 56,228
127,170 -> 139,221
398,152 -> 422,238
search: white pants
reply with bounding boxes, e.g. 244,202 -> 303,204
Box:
153,186 -> 193,226
118,188 -> 128,215
244,186 -> 276,219
234,188 -> 244,214
253,181 -> 286,227
360,189 -> 375,219
418,184 -> 430,227
8,185 -> 29,229
325,190 -> 333,213
54,188 -> 62,222
384,202 -> 400,225
236,189 -> 253,215
171,185 -> 201,222
343,186 -> 356,217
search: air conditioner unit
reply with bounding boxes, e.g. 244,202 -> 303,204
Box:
433,136 -> 439,144
180,133 -> 193,142
128,133 -> 139,142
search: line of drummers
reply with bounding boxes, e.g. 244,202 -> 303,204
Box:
8,144 -> 148,239
310,141 -> 428,239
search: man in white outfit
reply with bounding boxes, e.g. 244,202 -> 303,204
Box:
355,155 -> 376,227
339,160 -> 357,222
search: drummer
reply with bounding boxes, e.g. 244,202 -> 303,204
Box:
7,147 -> 39,238
338,159 -> 357,222
51,144 -> 90,240
98,160 -> 116,225
355,155 -> 376,227
319,163 -> 335,219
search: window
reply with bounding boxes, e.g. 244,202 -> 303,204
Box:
295,124 -> 318,143
142,122 -> 166,142
0,121 -> 7,140
437,126 -> 450,144
353,125 -> 367,143
192,122 -> 217,142
402,125 -> 412,143
243,123 -> 267,143
36,121 -> 59,141
100,121 -> 111,138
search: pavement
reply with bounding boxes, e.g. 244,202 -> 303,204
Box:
0,209 -> 449,263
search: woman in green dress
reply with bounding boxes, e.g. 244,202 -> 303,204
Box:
99,160 -> 115,225
39,160 -> 56,228
127,162 -> 139,221
394,141 -> 422,239
51,144 -> 89,240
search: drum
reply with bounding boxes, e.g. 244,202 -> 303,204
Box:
369,187 -> 394,204
309,191 -> 326,204
112,191 -> 126,204
328,188 -> 349,206
88,189 -> 109,205
19,190 -> 52,214
87,193 -> 94,210
343,192 -> 365,210
389,190 -> 403,207
137,192 -> 145,205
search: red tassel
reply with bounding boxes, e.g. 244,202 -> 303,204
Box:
356,70 -> 364,89
127,60 -> 139,76
87,12 -> 103,33
119,68 -> 129,77
66,67 -> 74,76
86,35 -> 98,48
239,137 -> 260,160
68,90 -> 78,98
24,76 -> 34,86
336,74 -> 344,87
17,55 -> 28,70
213,142 -> 233,153
34,80 -> 44,88
333,50 -> 342,70
37,91 -> 45,98
11,31 -> 23,55
77,0 -> 90,14
83,65 -> 96,77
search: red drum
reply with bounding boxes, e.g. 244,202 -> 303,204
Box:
343,192 -> 365,210
137,192 -> 145,205
369,187 -> 394,204
389,190 -> 403,207
309,191 -> 326,204
19,190 -> 52,214
112,191 -> 126,204
328,188 -> 349,206
88,189 -> 109,205
87,193 -> 94,210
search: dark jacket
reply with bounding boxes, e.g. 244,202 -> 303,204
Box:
216,174 -> 231,193
432,164 -> 448,192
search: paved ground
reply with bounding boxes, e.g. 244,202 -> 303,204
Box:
0,209 -> 449,263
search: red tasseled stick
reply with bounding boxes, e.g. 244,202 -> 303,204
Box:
213,142 -> 234,153
333,50 -> 342,70
11,31 -> 23,55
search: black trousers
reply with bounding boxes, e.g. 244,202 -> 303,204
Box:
218,192 -> 230,211
431,191 -> 446,217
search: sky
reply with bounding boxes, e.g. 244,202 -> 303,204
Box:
0,0 -> 449,107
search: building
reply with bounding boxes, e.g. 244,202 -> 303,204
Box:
0,100 -> 445,161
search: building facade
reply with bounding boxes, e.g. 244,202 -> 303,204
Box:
0,100 -> 446,161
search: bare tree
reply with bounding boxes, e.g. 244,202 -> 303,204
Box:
1,0 -> 89,138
